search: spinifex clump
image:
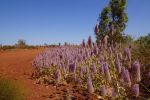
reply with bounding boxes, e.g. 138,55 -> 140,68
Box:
32,36 -> 143,99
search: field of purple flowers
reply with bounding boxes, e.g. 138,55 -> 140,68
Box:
32,36 -> 150,99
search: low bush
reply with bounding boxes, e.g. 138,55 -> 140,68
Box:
0,78 -> 26,100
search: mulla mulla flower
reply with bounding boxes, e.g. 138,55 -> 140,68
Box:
88,36 -> 93,48
69,62 -> 77,73
103,62 -> 111,82
100,62 -> 105,75
87,76 -> 94,94
55,69 -> 61,83
103,35 -> 109,48
121,67 -> 131,87
124,47 -> 131,62
131,84 -> 139,97
93,43 -> 98,55
115,57 -> 121,73
100,85 -> 107,96
132,61 -> 141,82
91,63 -> 97,73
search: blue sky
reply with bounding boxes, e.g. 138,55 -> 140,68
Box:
0,0 -> 150,45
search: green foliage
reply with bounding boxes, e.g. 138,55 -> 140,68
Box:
109,0 -> 128,42
0,45 -> 15,50
110,0 -> 128,31
16,39 -> 27,48
0,78 -> 25,100
136,34 -> 150,48
96,6 -> 111,43
95,0 -> 128,43
132,34 -> 150,65
122,34 -> 133,43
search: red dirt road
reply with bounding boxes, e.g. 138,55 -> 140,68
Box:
0,49 -> 98,100
0,49 -> 55,100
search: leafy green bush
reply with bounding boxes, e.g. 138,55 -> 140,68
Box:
132,34 -> 150,65
0,78 -> 26,100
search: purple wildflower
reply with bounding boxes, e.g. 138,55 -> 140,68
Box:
109,47 -> 113,57
88,36 -> 93,48
80,66 -> 87,77
103,62 -> 111,82
69,62 -> 77,73
124,69 -> 131,87
121,68 -> 131,87
111,88 -> 118,98
128,60 -> 132,69
55,69 -> 61,83
124,48 -> 131,61
99,55 -> 105,63
132,61 -> 141,82
93,43 -> 98,55
91,63 -> 97,73
100,62 -> 105,75
103,35 -> 109,48
87,76 -> 94,93
76,77 -> 82,85
100,85 -> 107,96
132,84 -> 139,97
115,57 -> 121,73
80,67 -> 84,78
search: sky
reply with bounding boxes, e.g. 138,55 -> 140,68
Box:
0,0 -> 150,45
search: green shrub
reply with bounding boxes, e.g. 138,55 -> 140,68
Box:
132,34 -> 150,65
0,78 -> 26,100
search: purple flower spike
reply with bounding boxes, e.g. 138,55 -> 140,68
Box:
76,77 -> 82,85
88,36 -> 93,48
91,63 -> 97,73
100,62 -> 105,75
100,65 -> 105,75
109,47 -> 113,57
55,69 -> 61,83
93,43 -> 98,55
125,69 -> 131,87
99,55 -> 105,63
69,62 -> 77,73
87,76 -> 94,94
111,88 -> 118,98
132,84 -> 139,97
103,35 -> 109,48
132,61 -> 141,82
80,67 -> 84,78
115,57 -> 121,73
121,68 -> 131,87
103,62 -> 111,82
124,48 -> 131,61
100,85 -> 107,96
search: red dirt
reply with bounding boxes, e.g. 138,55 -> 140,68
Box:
0,49 -> 97,100
0,49 -> 57,100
